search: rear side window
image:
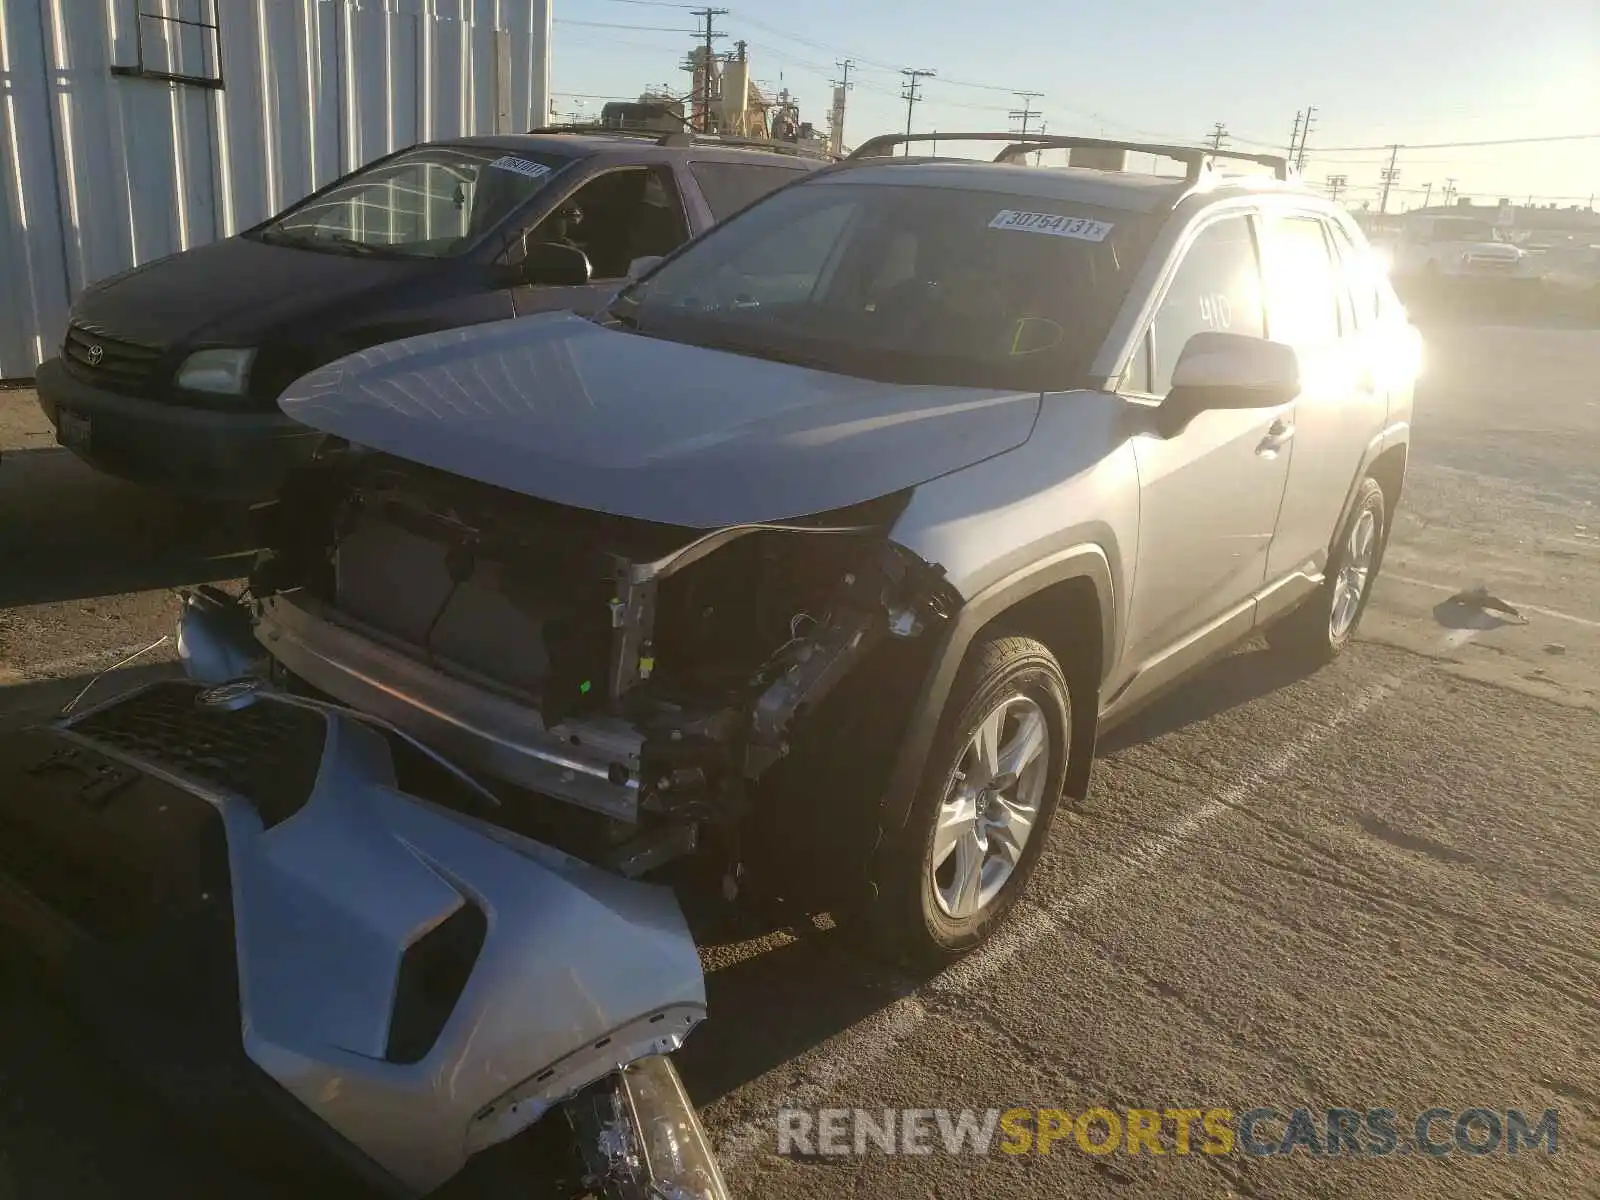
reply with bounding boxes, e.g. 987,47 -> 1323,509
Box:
1327,221 -> 1384,328
1261,215 -> 1342,347
1148,215 -> 1267,395
689,161 -> 811,220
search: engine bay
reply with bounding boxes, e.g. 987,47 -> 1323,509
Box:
247,445 -> 961,876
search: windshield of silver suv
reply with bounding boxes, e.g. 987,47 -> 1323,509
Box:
252,144 -> 572,259
608,178 -> 1158,389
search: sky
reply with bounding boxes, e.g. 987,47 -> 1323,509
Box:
549,0 -> 1599,210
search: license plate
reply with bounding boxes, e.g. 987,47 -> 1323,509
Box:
56,407 -> 91,450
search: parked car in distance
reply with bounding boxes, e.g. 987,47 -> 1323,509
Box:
1390,213 -> 1534,290
35,129 -> 826,501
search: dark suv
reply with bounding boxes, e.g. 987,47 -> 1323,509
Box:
35,129 -> 825,500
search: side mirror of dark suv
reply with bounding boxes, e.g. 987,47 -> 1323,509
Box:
516,241 -> 594,287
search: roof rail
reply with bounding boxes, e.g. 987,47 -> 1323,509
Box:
526,124 -> 834,159
656,130 -> 835,159
845,132 -> 1292,183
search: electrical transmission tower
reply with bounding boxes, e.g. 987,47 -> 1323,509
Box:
899,69 -> 936,154
690,8 -> 727,133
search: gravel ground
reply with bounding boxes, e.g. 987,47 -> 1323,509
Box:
0,315 -> 1596,1199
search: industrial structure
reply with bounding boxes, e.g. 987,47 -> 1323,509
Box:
0,0 -> 552,380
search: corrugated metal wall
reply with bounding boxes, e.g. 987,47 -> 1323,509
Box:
0,0 -> 550,378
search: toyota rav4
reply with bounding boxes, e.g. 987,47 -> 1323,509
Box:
0,133 -> 1420,1197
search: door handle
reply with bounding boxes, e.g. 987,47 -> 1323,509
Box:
1256,418 -> 1295,456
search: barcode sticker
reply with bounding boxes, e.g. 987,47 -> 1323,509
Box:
489,156 -> 553,180
988,210 -> 1113,241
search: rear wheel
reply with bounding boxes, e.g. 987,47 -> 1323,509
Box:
865,635 -> 1071,967
1267,476 -> 1386,667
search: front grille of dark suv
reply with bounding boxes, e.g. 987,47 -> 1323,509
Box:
70,682 -> 328,828
62,322 -> 165,394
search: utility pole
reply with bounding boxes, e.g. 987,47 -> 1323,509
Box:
1378,144 -> 1401,215
829,58 -> 854,156
691,8 -> 727,134
1326,173 -> 1347,203
1443,177 -> 1457,207
899,68 -> 935,154
1295,104 -> 1316,171
1033,119 -> 1048,166
1287,110 -> 1303,162
1009,90 -> 1044,137
1421,181 -> 1433,208
1204,121 -> 1228,169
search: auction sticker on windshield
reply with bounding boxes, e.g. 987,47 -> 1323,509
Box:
489,156 -> 553,180
989,210 -> 1113,242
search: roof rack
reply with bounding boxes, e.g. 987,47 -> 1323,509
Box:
845,132 -> 1292,183
527,124 -> 835,160
653,131 -> 835,159
528,123 -> 685,139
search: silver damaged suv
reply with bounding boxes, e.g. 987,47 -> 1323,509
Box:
0,133 -> 1420,1196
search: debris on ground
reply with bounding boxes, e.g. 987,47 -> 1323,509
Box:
1442,585 -> 1530,625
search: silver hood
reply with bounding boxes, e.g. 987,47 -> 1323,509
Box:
277,312 -> 1042,527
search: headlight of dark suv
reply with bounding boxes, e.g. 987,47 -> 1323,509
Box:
175,348 -> 257,396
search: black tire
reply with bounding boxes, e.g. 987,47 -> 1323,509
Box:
1267,476 -> 1386,667
865,635 -> 1071,968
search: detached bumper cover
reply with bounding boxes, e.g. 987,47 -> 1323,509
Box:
0,681 -> 708,1196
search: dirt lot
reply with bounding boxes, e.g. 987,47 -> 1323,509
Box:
0,318 -> 1596,1199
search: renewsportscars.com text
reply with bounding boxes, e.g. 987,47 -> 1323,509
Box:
775,1106 -> 1560,1158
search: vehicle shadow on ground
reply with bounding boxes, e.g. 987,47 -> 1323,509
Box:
676,642 -> 1317,1109
0,446 -> 260,609
1095,641 -> 1315,755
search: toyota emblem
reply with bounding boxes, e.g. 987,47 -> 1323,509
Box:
85,343 -> 104,366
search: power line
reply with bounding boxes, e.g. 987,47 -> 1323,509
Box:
1287,110 -> 1303,161
900,69 -> 936,154
1316,131 -> 1600,152
553,19 -> 696,32
1206,121 -> 1229,152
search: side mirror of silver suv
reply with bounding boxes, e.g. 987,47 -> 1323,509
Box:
1157,331 -> 1301,437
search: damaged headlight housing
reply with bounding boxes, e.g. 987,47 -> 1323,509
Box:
568,1056 -> 730,1200
176,347 -> 257,395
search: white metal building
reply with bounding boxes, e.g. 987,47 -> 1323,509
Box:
0,0 -> 551,379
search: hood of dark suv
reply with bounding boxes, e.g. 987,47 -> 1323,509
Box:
73,235 -> 433,348
277,312 -> 1043,527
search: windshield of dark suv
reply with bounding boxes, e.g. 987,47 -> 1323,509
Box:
252,144 -> 571,259
608,178 -> 1158,389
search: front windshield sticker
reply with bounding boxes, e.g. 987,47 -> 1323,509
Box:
488,155 -> 553,180
989,210 -> 1113,242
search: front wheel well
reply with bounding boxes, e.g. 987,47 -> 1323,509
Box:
980,576 -> 1104,804
1367,443 -> 1408,516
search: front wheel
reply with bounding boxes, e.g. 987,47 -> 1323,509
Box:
1267,476 -> 1386,667
866,635 -> 1071,967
